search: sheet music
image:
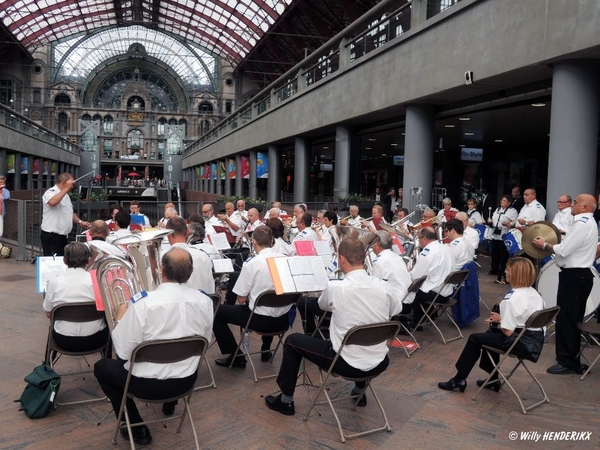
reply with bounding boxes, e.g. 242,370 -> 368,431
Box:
313,241 -> 331,256
287,257 -> 313,275
212,258 -> 235,273
36,256 -> 68,293
208,232 -> 231,250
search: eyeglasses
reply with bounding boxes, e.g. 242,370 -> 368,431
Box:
557,200 -> 569,204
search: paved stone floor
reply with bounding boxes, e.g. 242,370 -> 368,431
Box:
0,254 -> 598,449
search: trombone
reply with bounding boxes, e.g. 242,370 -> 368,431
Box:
407,215 -> 438,233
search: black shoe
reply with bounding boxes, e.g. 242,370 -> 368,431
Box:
351,389 -> 367,407
120,425 -> 152,445
264,394 -> 295,416
438,377 -> 467,393
261,351 -> 273,362
476,379 -> 501,392
215,354 -> 247,368
576,364 -> 590,375
546,363 -> 576,374
162,401 -> 176,416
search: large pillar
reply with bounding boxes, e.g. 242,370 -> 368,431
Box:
216,162 -> 223,195
224,158 -> 232,197
249,150 -> 257,199
547,60 -> 599,217
235,154 -> 242,197
267,145 -> 280,202
334,125 -> 352,202
294,137 -> 310,203
403,104 -> 435,212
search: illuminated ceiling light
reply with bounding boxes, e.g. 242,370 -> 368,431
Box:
322,146 -> 329,149
494,139 -> 503,143
368,138 -> 376,141
531,103 -> 546,107
382,153 -> 387,156
444,124 -> 455,128
459,117 -> 470,121
401,132 -> 405,136
390,143 -> 398,146
464,132 -> 474,136
459,144 -> 466,147
365,147 -> 371,150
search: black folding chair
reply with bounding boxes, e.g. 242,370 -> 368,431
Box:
303,322 -> 401,442
112,336 -> 209,450
472,306 -> 560,414
195,294 -> 221,391
391,276 -> 426,357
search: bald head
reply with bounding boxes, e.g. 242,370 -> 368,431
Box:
572,194 -> 597,216
90,220 -> 108,239
162,247 -> 193,284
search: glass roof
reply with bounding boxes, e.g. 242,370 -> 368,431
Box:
55,26 -> 216,88
0,0 -> 293,64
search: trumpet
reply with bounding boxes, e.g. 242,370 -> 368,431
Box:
339,214 -> 353,222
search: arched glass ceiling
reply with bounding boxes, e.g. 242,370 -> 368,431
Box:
55,26 -> 216,88
0,0 -> 293,64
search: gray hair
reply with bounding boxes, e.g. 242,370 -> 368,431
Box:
375,230 -> 393,249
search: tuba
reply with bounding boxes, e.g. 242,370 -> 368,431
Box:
90,255 -> 144,332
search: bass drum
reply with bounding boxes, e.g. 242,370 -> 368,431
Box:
537,260 -> 600,316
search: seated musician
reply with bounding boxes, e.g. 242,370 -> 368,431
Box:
218,202 -> 243,238
43,242 -> 108,352
456,211 -> 479,252
94,248 -> 214,445
106,210 -> 132,244
371,230 -> 411,300
213,226 -> 291,368
321,210 -> 339,254
157,202 -> 176,228
407,227 -> 455,330
201,203 -> 221,236
105,203 -> 123,232
438,257 -> 544,393
340,205 -> 362,228
265,238 -> 401,415
243,207 -> 265,233
87,220 -> 128,258
292,213 -> 318,244
437,197 -> 459,223
394,207 -> 412,235
166,216 -> 215,294
360,204 -> 387,231
444,219 -> 475,270
129,200 -> 151,229
266,218 -> 294,256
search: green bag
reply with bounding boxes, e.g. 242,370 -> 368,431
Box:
15,364 -> 61,419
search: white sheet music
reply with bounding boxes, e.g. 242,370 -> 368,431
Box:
287,257 -> 313,275
36,256 -> 68,293
267,255 -> 329,294
208,232 -> 231,250
313,241 -> 331,256
212,258 -> 235,273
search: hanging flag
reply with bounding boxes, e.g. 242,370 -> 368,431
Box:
241,156 -> 250,179
211,163 -> 218,180
257,152 -> 269,179
21,157 -> 29,175
228,158 -> 236,179
219,161 -> 226,179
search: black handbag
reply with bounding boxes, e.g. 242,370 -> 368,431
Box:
502,329 -> 544,363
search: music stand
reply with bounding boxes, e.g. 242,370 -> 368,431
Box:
212,225 -> 236,245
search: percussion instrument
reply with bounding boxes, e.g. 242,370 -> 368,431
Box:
537,260 -> 600,316
474,224 -> 487,244
502,229 -> 523,257
521,221 -> 561,259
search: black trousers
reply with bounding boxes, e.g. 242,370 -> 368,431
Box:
277,333 -> 389,397
213,304 -> 289,355
298,296 -> 326,334
455,331 -> 505,379
412,289 -> 449,324
490,239 -> 509,280
41,230 -> 68,256
52,328 -> 109,353
94,358 -> 197,424
556,268 -> 593,369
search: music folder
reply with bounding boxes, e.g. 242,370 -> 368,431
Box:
207,232 -> 232,250
212,225 -> 236,244
266,255 -> 329,294
212,258 -> 235,274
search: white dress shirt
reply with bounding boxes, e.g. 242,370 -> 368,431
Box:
112,283 -> 214,379
41,185 -> 74,236
491,207 -> 518,241
463,226 -> 480,250
448,236 -> 475,270
318,269 -> 401,371
410,240 -> 455,296
171,242 -> 215,294
233,247 -> 291,317
371,249 -> 411,304
552,207 -> 574,234
553,213 -> 597,269
500,287 -> 545,332
272,237 -> 294,256
517,200 -> 546,228
466,209 -> 484,224
43,267 -> 106,336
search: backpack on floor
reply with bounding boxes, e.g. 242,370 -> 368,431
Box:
15,364 -> 61,419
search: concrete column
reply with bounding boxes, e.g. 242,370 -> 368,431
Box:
267,145 -> 280,202
224,158 -> 232,197
294,137 -> 310,203
410,0 -> 428,28
547,60 -> 599,218
216,163 -> 222,195
249,150 -> 257,199
235,155 -> 242,197
334,125 -> 352,202
403,104 -> 435,212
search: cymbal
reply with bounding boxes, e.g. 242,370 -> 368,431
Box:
522,221 -> 561,259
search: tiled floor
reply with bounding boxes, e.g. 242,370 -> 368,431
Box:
0,254 -> 598,449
